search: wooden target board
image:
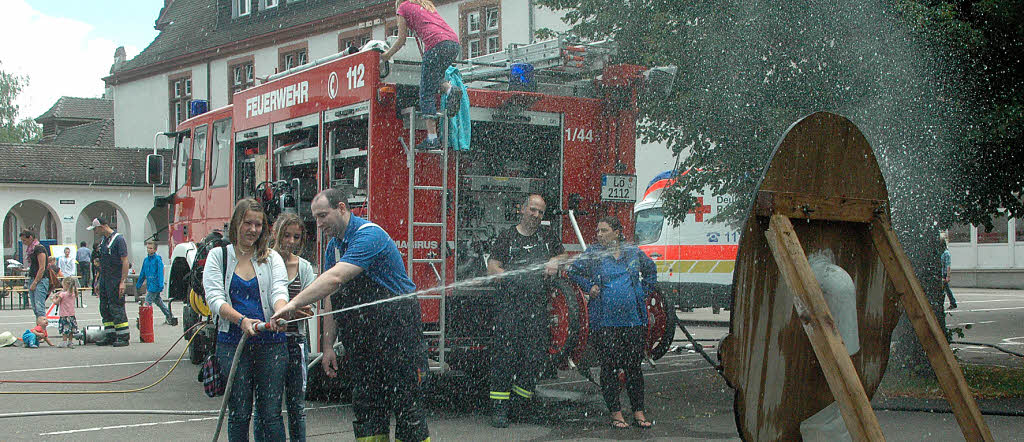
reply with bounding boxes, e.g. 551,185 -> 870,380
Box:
719,112 -> 991,441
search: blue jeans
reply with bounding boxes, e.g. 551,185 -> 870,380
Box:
27,278 -> 49,318
146,291 -> 174,321
217,340 -> 288,442
285,335 -> 308,441
419,40 -> 461,116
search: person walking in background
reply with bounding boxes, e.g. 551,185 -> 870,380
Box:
76,241 -> 92,288
88,218 -> 131,347
19,229 -> 49,321
270,213 -> 316,442
55,276 -> 79,348
137,240 -> 175,324
57,247 -> 76,277
569,216 -> 657,429
940,234 -> 957,309
381,0 -> 461,150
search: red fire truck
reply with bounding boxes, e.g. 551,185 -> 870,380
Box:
147,37 -> 677,396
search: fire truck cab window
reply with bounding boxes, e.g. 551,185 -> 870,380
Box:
174,132 -> 191,190
634,207 -> 665,245
191,125 -> 208,190
235,127 -> 269,201
322,103 -> 369,207
272,114 -> 319,218
210,118 -> 232,188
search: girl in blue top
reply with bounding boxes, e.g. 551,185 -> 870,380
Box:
569,216 -> 657,429
204,199 -> 291,441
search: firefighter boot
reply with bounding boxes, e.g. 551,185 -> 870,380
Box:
490,399 -> 509,428
95,330 -> 114,346
113,333 -> 130,347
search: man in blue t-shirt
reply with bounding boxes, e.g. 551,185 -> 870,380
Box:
273,188 -> 428,442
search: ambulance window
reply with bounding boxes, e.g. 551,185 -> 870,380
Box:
210,118 -> 232,188
174,132 -> 191,190
191,125 -> 208,190
634,207 -> 664,245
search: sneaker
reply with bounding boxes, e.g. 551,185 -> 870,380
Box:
67,342 -> 75,349
415,137 -> 441,151
56,341 -> 68,348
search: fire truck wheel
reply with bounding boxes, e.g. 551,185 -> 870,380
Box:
646,287 -> 677,361
547,277 -> 583,369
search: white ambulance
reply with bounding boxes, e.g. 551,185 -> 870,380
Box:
633,170 -> 738,310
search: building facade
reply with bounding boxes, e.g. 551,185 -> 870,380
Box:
0,144 -> 171,277
948,218 -> 1024,289
105,0 -> 572,148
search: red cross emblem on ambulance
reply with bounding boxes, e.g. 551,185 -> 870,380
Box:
689,197 -> 712,222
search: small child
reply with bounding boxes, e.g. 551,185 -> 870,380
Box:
55,276 -> 79,348
23,317 -> 53,348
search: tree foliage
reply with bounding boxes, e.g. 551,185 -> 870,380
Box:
0,67 -> 42,144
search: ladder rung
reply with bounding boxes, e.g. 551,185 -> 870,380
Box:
412,222 -> 443,227
413,185 -> 444,191
417,294 -> 444,299
412,258 -> 443,263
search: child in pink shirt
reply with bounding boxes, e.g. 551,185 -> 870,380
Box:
55,276 -> 79,348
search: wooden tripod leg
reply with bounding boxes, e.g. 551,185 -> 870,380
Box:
765,215 -> 885,442
869,218 -> 993,441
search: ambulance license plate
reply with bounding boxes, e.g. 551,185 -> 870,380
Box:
601,174 -> 637,202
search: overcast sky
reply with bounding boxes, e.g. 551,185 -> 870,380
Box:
0,0 -> 163,121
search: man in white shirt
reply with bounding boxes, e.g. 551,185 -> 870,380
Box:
57,247 -> 77,277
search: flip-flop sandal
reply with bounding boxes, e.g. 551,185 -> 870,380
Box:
609,418 -> 630,429
633,418 -> 653,429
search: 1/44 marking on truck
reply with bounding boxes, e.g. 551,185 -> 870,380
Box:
347,64 -> 365,90
565,127 -> 594,143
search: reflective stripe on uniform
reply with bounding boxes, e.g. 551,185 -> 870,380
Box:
489,391 -> 510,400
355,435 -> 389,442
512,385 -> 534,398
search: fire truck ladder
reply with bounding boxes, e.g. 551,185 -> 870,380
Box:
399,107 -> 450,373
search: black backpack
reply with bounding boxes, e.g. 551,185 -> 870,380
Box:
189,231 -> 230,300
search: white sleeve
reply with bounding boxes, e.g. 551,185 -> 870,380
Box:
268,251 -> 291,306
299,258 -> 316,290
204,247 -> 228,317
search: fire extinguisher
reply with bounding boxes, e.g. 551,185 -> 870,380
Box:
138,303 -> 154,343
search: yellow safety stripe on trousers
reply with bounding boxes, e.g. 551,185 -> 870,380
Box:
114,322 -> 130,329
512,385 -> 534,398
395,438 -> 430,442
489,391 -> 511,400
355,435 -> 389,442
102,322 -> 115,327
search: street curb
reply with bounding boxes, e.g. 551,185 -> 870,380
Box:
872,396 -> 1024,417
679,319 -> 731,327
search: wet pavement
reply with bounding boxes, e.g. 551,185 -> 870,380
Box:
0,289 -> 1020,440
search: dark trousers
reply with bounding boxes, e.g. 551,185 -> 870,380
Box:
596,326 -> 646,413
77,262 -> 91,287
97,276 -> 129,337
217,340 -> 288,442
284,334 -> 308,442
489,297 -> 548,400
347,340 -> 429,442
419,40 -> 461,116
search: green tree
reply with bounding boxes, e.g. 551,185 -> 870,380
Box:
0,67 -> 43,143
537,0 -> 1000,373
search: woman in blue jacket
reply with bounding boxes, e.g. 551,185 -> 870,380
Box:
569,216 -> 657,429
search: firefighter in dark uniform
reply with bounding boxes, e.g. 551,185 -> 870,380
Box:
88,217 -> 131,347
486,194 -> 568,428
273,188 -> 429,442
